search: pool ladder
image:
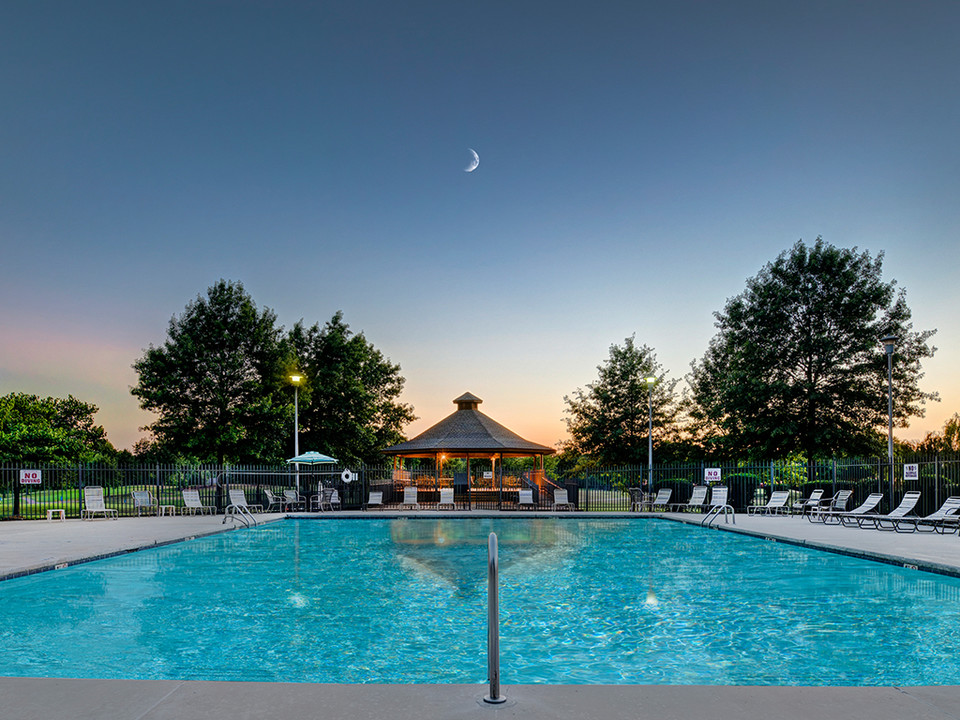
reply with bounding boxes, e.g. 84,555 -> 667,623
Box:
484,532 -> 506,704
222,504 -> 258,527
701,505 -> 735,527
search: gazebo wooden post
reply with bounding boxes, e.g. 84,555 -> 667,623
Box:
466,453 -> 471,510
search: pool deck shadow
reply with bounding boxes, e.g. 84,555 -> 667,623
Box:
3,678 -> 960,720
4,510 -> 960,719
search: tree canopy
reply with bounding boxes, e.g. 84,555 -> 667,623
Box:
911,413 -> 960,453
131,280 -> 289,464
563,336 -> 681,465
0,392 -> 114,464
688,238 -> 937,459
289,312 -> 416,465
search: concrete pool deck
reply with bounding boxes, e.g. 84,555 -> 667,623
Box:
3,510 -> 960,719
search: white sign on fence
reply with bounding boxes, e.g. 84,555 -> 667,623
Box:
704,468 -> 722,484
19,469 -> 42,485
904,463 -> 919,481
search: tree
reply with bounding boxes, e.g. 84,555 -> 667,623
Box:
131,280 -> 289,464
0,392 -> 114,464
688,238 -> 937,459
0,392 -> 115,517
289,312 -> 416,465
911,413 -> 960,453
563,336 -> 681,465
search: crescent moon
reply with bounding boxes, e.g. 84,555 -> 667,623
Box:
464,148 -> 479,173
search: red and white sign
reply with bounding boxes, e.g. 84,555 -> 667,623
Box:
704,468 -> 722,484
19,469 -> 42,485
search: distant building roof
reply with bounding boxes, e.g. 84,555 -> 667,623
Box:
383,392 -> 555,457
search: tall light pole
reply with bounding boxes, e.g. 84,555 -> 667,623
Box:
881,335 -> 897,506
290,374 -> 302,457
290,374 -> 302,492
645,376 -> 656,499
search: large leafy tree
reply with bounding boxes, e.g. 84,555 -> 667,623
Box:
911,413 -> 960,453
563,336 -> 681,465
289,312 -> 416,465
688,238 -> 937,459
0,393 -> 115,516
131,280 -> 289,464
0,392 -> 113,464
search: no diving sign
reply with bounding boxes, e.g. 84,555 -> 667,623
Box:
19,470 -> 42,485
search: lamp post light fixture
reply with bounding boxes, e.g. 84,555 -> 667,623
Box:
645,376 -> 657,498
881,335 -> 897,505
290,374 -> 303,458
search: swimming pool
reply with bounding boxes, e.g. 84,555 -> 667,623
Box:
1,518 -> 959,685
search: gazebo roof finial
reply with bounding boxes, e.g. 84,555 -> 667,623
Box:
454,392 -> 482,410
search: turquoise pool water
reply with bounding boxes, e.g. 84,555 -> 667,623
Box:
2,518 -> 959,685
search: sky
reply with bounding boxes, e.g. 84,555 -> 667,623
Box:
1,0 -> 958,452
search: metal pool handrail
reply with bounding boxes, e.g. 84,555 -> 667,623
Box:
484,532 -> 506,704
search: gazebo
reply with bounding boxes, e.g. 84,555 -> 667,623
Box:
382,392 -> 555,508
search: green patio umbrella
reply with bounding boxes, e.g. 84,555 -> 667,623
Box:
286,452 -> 338,493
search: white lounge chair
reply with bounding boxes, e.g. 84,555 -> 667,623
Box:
859,490 -> 921,530
229,488 -> 263,513
821,490 -> 853,513
747,490 -> 790,516
324,489 -> 342,511
553,488 -> 573,511
700,486 -> 735,524
181,488 -> 215,515
669,485 -> 708,512
810,492 -> 883,525
367,491 -> 383,510
264,488 -> 285,512
518,489 -> 536,510
82,486 -> 118,520
283,489 -> 306,511
401,486 -> 420,510
438,487 -> 455,510
644,488 -> 673,512
895,496 -> 960,533
131,490 -> 157,517
793,489 -> 824,515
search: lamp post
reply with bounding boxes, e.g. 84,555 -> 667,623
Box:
290,374 -> 302,492
645,376 -> 656,502
881,335 -> 897,506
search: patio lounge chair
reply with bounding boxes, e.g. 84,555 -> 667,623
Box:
131,490 -> 157,517
81,486 -> 118,520
894,496 -> 960,533
553,488 -> 574,511
518,489 -> 536,510
644,488 -> 673,512
263,488 -> 285,512
309,486 -> 339,511
822,489 -> 853,513
700,486 -> 735,525
228,488 -> 263,513
367,491 -> 383,509
747,490 -> 790,516
858,490 -> 921,530
283,489 -> 306,511
809,492 -> 883,525
669,485 -> 708,512
401,486 -> 420,510
438,487 -> 455,510
181,488 -> 215,515
792,489 -> 824,515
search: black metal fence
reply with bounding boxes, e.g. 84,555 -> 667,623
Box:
2,454 -> 959,519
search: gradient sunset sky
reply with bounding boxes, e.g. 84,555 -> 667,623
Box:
2,1 -> 958,452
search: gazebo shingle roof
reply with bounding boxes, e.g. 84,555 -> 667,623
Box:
383,393 -> 555,456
